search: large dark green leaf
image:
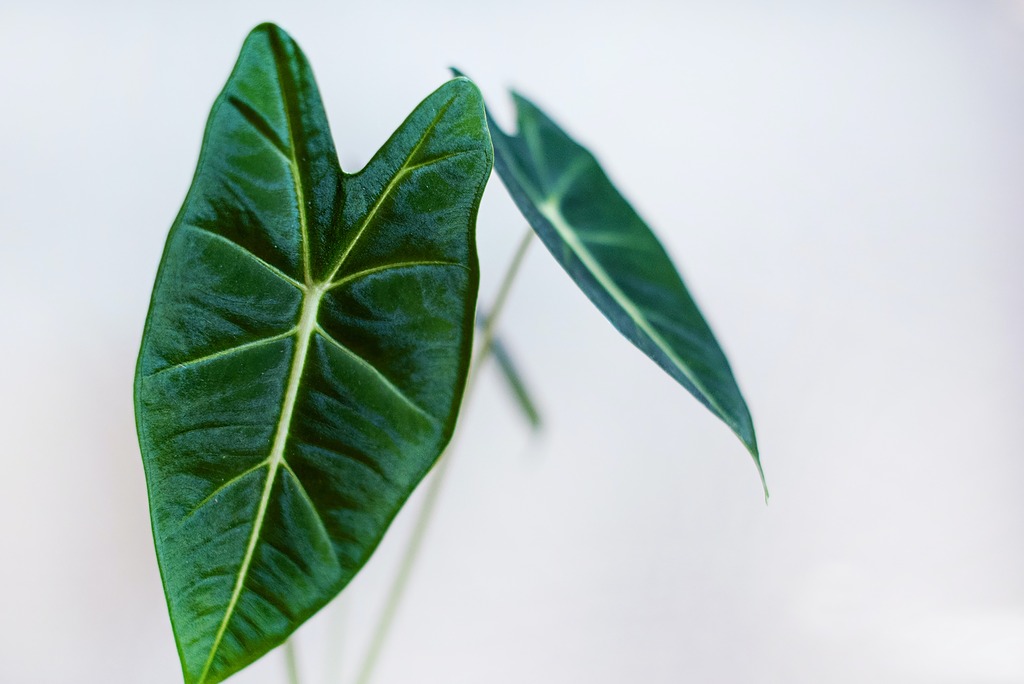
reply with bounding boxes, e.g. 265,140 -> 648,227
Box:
135,25 -> 492,684
478,84 -> 763,490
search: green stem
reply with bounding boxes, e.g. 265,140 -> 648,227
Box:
353,228 -> 535,684
323,593 -> 347,683
471,228 -> 535,387
284,638 -> 300,684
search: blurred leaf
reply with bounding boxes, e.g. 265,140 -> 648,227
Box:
135,25 -> 492,684
474,81 -> 763,491
477,312 -> 542,429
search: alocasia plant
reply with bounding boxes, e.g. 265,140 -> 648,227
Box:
135,22 -> 761,684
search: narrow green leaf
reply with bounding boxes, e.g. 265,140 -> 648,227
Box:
477,312 -> 542,429
470,78 -> 763,491
135,25 -> 492,684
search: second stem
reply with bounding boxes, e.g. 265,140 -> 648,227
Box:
353,227 -> 535,684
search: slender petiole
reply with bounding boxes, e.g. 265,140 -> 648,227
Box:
284,638 -> 301,684
353,227 -> 535,684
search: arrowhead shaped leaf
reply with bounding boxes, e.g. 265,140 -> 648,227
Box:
478,85 -> 762,488
135,25 -> 492,684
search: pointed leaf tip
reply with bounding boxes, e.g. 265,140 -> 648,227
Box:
482,87 -> 761,490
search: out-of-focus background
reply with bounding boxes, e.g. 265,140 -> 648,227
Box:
2,1 -> 1022,682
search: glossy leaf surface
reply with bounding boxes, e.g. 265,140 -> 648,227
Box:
482,86 -> 762,487
135,25 -> 492,684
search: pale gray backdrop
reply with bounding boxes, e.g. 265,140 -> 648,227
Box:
1,1 -> 1022,682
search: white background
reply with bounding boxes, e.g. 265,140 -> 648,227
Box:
1,1 -> 1022,682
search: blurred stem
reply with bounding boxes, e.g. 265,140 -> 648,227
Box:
284,638 -> 300,684
324,594 -> 348,683
353,228 -> 535,684
471,229 -> 535,388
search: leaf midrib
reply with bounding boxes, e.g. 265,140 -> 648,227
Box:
500,121 -> 743,436
496,106 -> 750,449
196,285 -> 325,683
267,28 -> 313,284
533,193 -> 739,436
509,149 -> 761,485
198,41 -> 316,680
491,132 -> 724,417
324,96 -> 459,283
195,87 -> 467,682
